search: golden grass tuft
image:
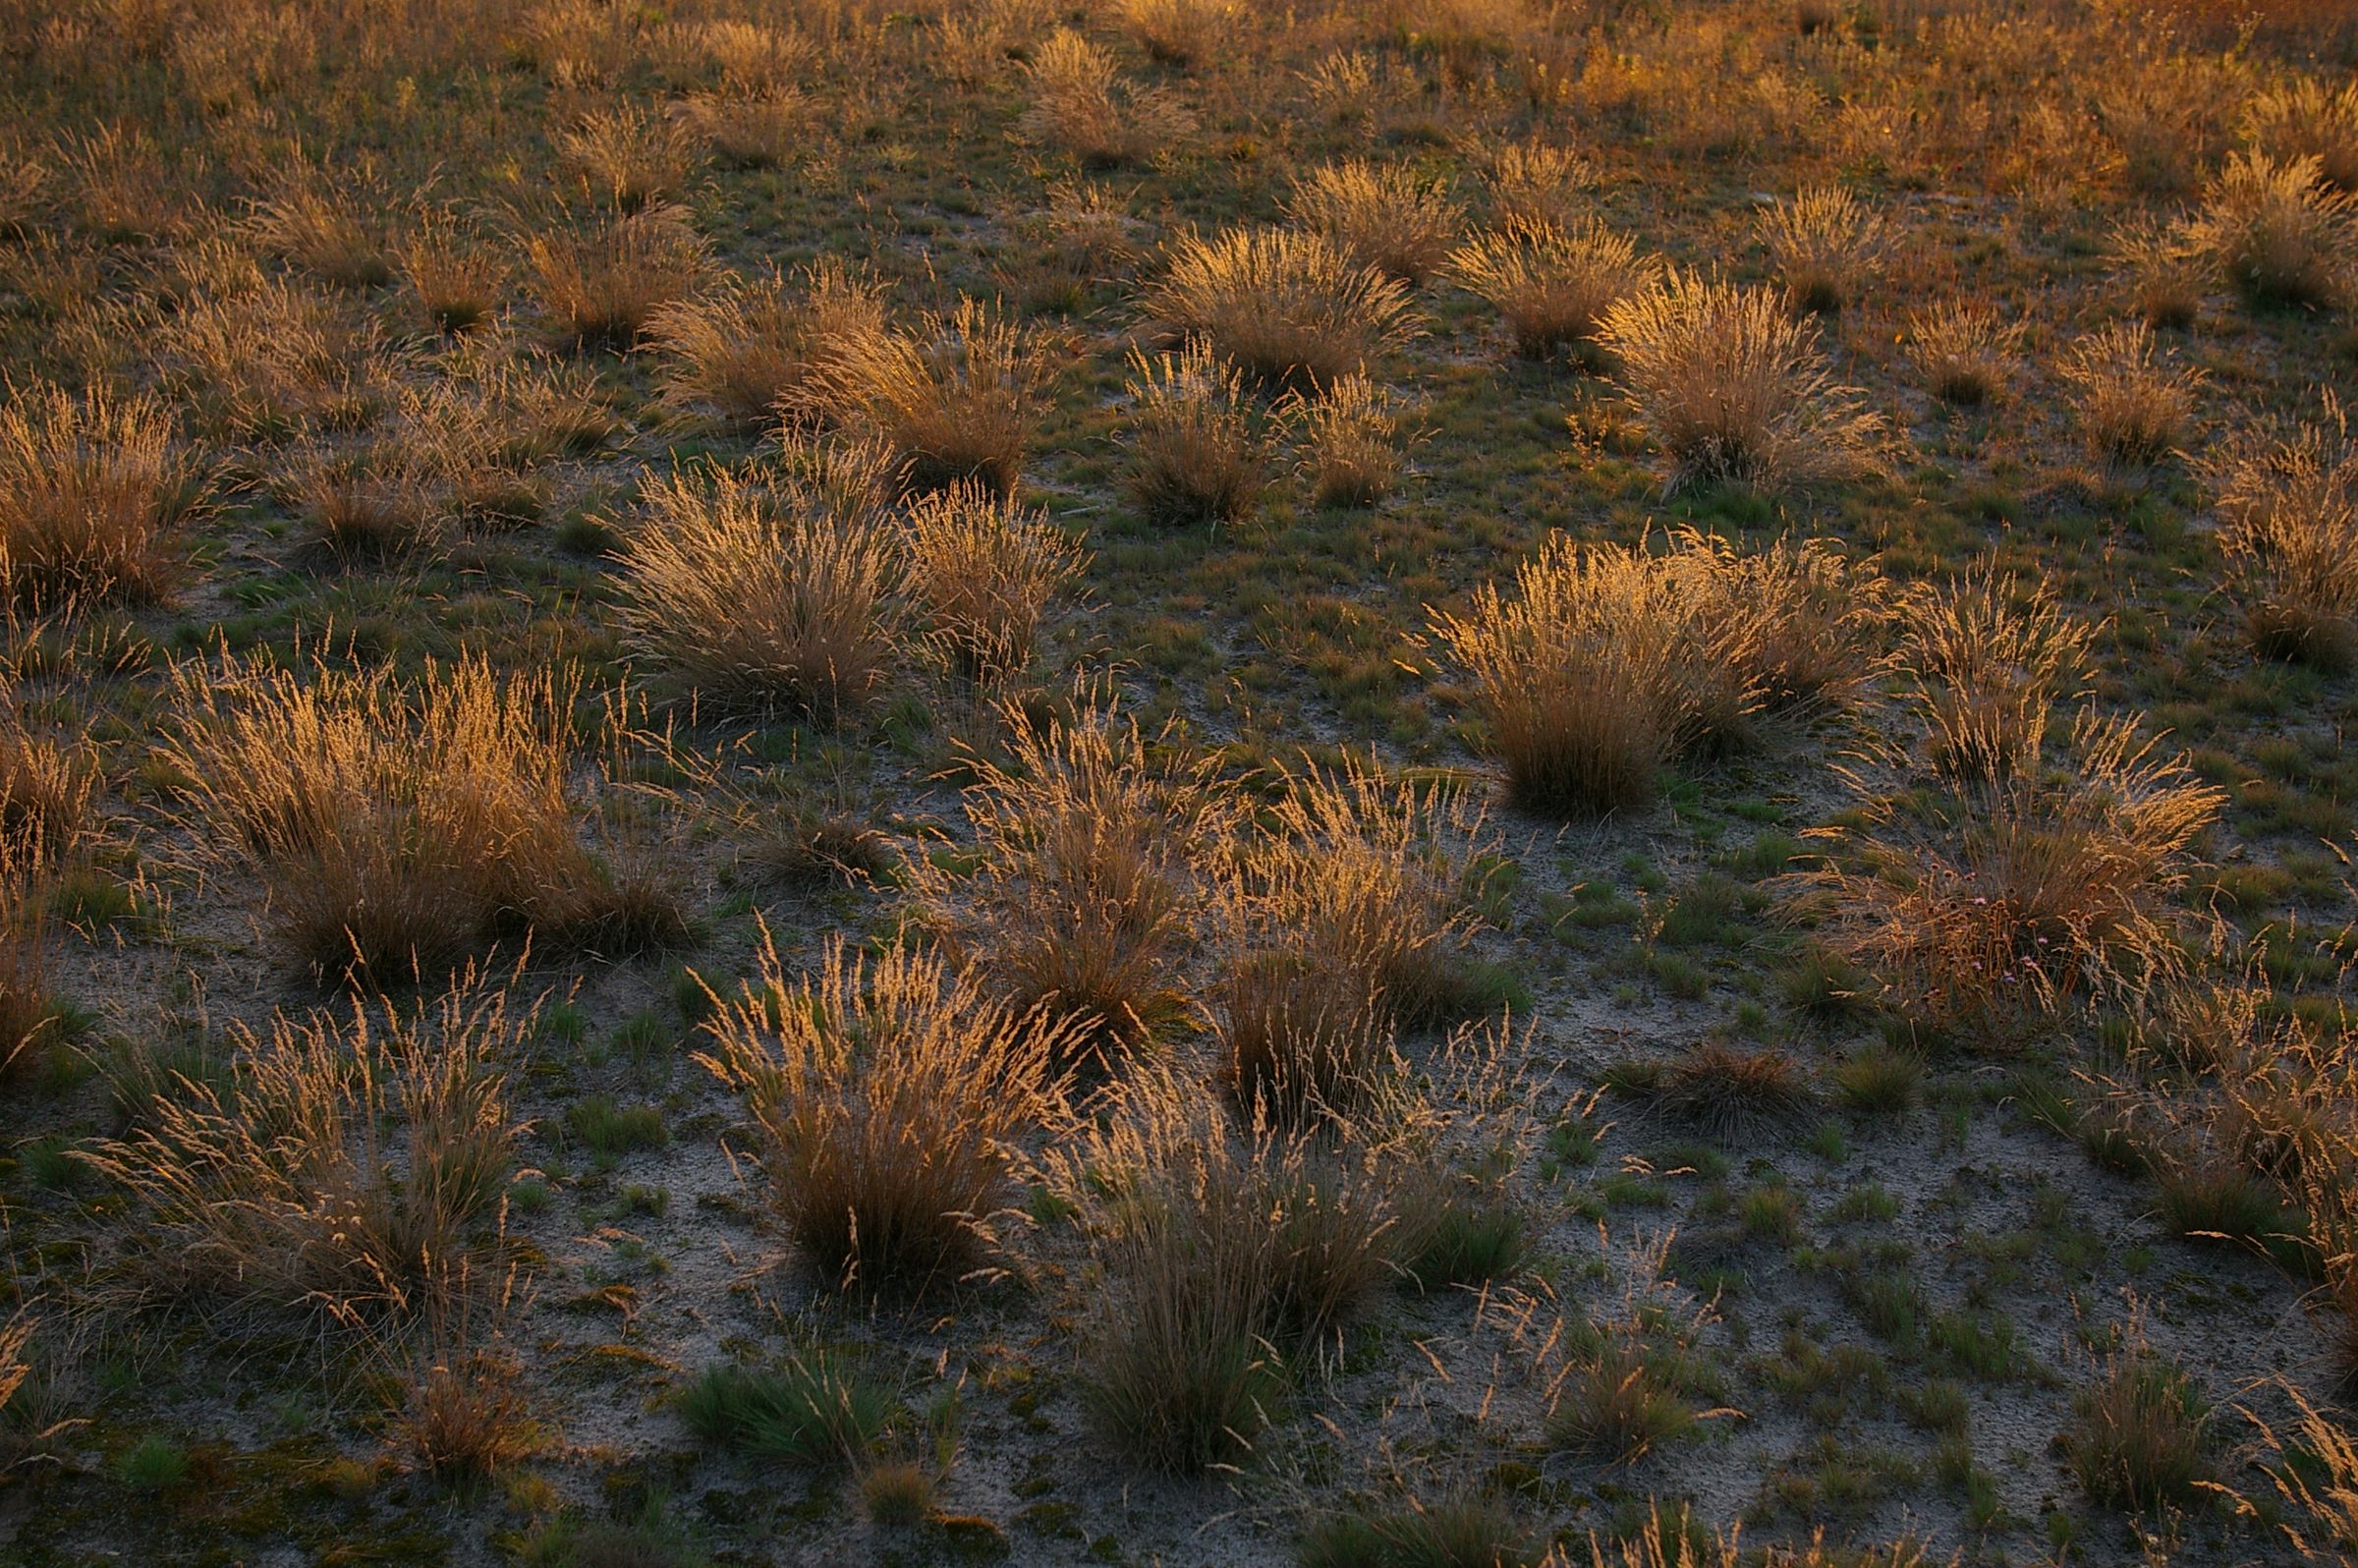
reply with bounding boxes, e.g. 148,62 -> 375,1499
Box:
816,298 -> 1049,497
1117,0 -> 1233,66
81,982 -> 525,1324
0,836 -> 59,1082
1895,567 -> 2092,786
911,685 -> 1232,1058
0,379 -> 190,610
616,454 -> 905,721
1286,371 -> 1406,509
698,933 -> 1078,1294
1211,756 -> 1483,1120
1905,300 -> 2024,408
522,202 -> 710,351
671,89 -> 812,171
1015,28 -> 1196,169
2057,320 -> 2201,469
1804,710 -> 2220,1033
161,653 -> 665,981
1284,160 -> 1462,289
1483,140 -> 1595,229
1144,226 -> 1419,393
2244,77 -> 2358,192
646,261 -> 885,429
1121,340 -> 1274,527
2107,214 -> 2209,331
2196,392 -> 2358,669
899,480 -> 1085,680
166,277 -> 385,439
1431,531 -> 1878,816
1599,271 -> 1879,495
2191,149 -> 2354,311
557,100 -> 700,210
1757,185 -> 1885,313
1054,1069 -> 1398,1472
400,210 -> 508,334
1448,215 -> 1653,363
247,175 -> 393,291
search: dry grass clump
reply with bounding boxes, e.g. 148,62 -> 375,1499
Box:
2196,393 -> 2358,668
2057,321 -> 2201,468
0,714 -> 93,862
616,456 -> 904,721
1121,341 -> 1274,527
401,211 -> 508,334
2244,78 -> 2358,193
282,439 -> 449,564
1144,227 -> 1419,393
900,480 -> 1085,679
400,1345 -> 537,1490
1212,757 -> 1484,1119
247,177 -> 393,291
1015,28 -> 1196,169
1118,0 -> 1232,66
0,838 -> 59,1081
1430,531 -> 1878,816
80,984 -> 524,1324
1284,160 -> 1462,289
0,380 -> 190,610
1905,300 -> 2024,408
699,934 -> 1077,1294
2251,1391 -> 2358,1559
1590,1509 -> 1941,1567
2189,150 -> 2353,310
1804,663 -> 2220,1032
671,88 -> 811,171
816,298 -> 1049,497
1894,568 -> 2091,784
522,202 -> 711,351
1599,271 -> 1879,495
1483,140 -> 1594,229
1056,1072 -> 1400,1472
911,687 -> 1230,1058
646,261 -> 885,429
161,654 -> 664,982
167,278 -> 386,439
1287,372 -> 1406,508
557,101 -> 700,210
1448,215 -> 1653,363
1757,186 -> 1886,313
1650,1040 -> 1815,1142
2108,216 -> 2210,331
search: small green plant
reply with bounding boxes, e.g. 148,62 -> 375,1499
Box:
115,1433 -> 191,1491
677,1356 -> 896,1466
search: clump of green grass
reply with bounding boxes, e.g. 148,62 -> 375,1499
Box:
2065,1350 -> 2213,1511
678,1355 -> 896,1465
